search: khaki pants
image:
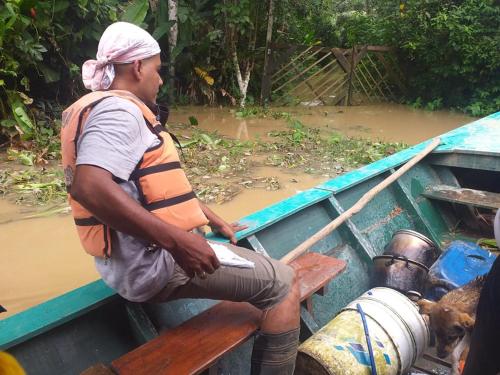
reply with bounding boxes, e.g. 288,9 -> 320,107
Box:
148,243 -> 294,310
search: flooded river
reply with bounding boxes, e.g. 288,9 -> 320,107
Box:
0,104 -> 473,318
169,103 -> 472,144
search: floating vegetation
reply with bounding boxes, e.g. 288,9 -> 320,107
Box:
0,115 -> 407,207
6,149 -> 36,166
234,107 -> 292,120
239,176 -> 280,191
327,132 -> 406,166
0,205 -> 70,225
193,182 -> 241,204
0,168 -> 66,206
258,118 -> 407,171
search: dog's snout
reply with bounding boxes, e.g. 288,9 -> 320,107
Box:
436,346 -> 450,359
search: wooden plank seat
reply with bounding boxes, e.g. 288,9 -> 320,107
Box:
110,252 -> 346,375
422,185 -> 500,210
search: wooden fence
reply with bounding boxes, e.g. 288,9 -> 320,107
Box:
261,44 -> 405,106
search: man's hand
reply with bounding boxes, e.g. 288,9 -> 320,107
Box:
210,221 -> 248,244
199,202 -> 248,244
167,230 -> 220,278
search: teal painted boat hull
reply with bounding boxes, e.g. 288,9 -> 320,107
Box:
1,112 -> 499,374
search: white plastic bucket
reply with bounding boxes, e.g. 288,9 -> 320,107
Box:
344,288 -> 430,372
296,287 -> 429,375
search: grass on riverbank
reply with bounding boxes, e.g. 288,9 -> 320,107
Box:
0,118 -> 407,207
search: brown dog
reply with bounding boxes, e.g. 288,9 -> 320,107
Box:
418,276 -> 486,375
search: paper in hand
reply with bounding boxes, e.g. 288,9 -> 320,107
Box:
208,242 -> 255,269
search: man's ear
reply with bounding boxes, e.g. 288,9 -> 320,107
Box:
459,313 -> 475,331
131,60 -> 142,81
417,299 -> 436,315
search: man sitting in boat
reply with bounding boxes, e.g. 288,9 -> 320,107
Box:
61,22 -> 300,374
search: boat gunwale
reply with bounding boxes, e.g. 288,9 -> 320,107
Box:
0,280 -> 117,349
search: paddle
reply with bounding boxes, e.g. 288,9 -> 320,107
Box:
281,137 -> 441,264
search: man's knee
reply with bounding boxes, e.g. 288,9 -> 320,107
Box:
253,261 -> 295,310
276,262 -> 296,295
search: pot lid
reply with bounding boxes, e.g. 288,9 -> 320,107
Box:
394,229 -> 440,251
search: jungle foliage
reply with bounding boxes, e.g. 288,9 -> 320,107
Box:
0,0 -> 498,154
350,0 -> 500,116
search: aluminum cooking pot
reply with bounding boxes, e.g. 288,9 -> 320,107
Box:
372,254 -> 429,296
384,229 -> 440,268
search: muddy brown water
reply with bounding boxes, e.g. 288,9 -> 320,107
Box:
169,103 -> 472,144
0,104 -> 473,318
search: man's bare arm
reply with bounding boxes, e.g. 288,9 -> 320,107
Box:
71,164 -> 219,277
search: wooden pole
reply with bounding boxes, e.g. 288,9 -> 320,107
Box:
281,137 -> 441,264
345,46 -> 355,106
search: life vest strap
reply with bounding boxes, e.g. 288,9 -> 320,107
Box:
74,216 -> 102,226
144,191 -> 197,211
74,96 -> 112,158
130,161 -> 182,180
153,124 -> 165,133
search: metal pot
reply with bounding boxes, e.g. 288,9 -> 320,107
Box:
372,254 -> 429,296
384,229 -> 440,268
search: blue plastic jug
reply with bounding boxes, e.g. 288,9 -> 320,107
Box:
426,240 -> 496,300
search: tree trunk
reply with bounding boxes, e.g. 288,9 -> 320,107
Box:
167,0 -> 178,103
231,47 -> 252,108
230,11 -> 257,107
260,0 -> 274,104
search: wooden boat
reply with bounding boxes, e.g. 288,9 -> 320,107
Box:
1,112 -> 499,375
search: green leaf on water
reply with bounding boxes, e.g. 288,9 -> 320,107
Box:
179,139 -> 199,148
6,149 -> 35,166
188,116 -> 199,126
200,133 -> 214,145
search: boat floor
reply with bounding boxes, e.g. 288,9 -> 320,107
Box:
410,347 -> 453,375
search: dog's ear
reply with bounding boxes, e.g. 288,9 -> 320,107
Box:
417,299 -> 436,315
459,313 -> 475,331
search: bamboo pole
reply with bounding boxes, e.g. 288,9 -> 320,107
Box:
272,50 -> 332,94
281,137 -> 441,264
291,59 -> 340,99
271,46 -> 316,84
309,75 -> 348,104
353,71 -> 372,100
359,59 -> 386,99
345,46 -> 355,105
366,53 -> 394,98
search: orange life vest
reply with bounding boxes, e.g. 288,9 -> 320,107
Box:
61,90 -> 208,258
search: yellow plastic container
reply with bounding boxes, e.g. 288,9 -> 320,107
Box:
296,288 -> 430,375
296,310 -> 399,375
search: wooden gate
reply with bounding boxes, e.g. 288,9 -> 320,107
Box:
261,44 -> 404,106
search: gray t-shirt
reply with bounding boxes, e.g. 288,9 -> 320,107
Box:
76,96 -> 175,302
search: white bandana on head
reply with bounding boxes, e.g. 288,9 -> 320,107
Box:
82,22 -> 161,91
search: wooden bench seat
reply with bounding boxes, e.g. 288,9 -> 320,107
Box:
110,252 -> 346,375
422,185 -> 500,210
